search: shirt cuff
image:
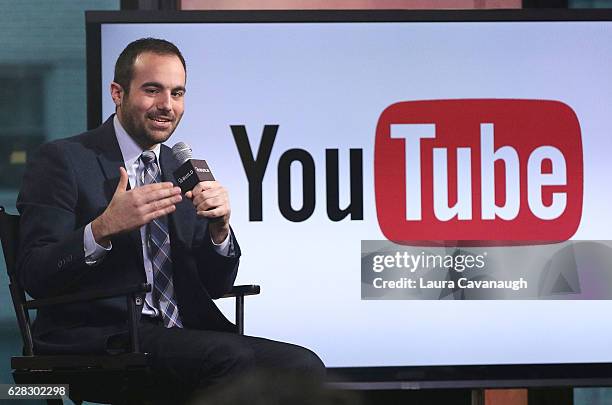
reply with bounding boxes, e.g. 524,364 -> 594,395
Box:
84,222 -> 112,266
211,232 -> 232,256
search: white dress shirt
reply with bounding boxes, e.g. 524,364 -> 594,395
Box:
83,115 -> 231,317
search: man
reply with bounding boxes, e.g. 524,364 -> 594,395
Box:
17,38 -> 324,399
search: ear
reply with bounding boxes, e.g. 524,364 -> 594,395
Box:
110,82 -> 124,107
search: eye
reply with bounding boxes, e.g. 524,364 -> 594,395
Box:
172,90 -> 185,97
144,88 -> 159,94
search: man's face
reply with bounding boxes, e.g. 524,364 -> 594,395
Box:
112,52 -> 186,149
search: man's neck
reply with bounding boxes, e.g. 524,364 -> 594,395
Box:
115,111 -> 156,151
113,115 -> 161,167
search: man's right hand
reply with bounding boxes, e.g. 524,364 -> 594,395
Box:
91,167 -> 182,247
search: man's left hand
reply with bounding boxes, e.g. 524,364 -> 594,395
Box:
185,181 -> 231,244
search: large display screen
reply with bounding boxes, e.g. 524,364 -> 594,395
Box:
92,12 -> 612,369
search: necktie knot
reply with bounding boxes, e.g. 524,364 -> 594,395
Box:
141,150 -> 156,166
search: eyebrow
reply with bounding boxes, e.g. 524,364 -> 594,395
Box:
141,81 -> 186,93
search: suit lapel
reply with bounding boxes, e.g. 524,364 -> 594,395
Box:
94,116 -> 144,266
94,119 -> 127,201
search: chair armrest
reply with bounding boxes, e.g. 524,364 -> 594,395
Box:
220,285 -> 260,335
222,284 -> 260,298
24,283 -> 151,310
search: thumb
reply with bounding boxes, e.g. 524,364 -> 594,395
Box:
114,167 -> 129,195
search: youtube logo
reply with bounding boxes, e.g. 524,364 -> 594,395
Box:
374,99 -> 583,243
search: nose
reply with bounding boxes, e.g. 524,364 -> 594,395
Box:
156,90 -> 172,112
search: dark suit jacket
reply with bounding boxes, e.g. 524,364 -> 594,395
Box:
16,116 -> 240,354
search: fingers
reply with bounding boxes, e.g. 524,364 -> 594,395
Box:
189,181 -> 230,220
194,196 -> 225,212
192,188 -> 226,208
190,181 -> 227,207
138,186 -> 182,205
191,183 -> 225,204
127,195 -> 181,229
141,193 -> 182,214
128,184 -> 182,225
142,203 -> 177,224
194,194 -> 230,219
138,181 -> 177,194
192,181 -> 218,195
197,206 -> 227,218
115,167 -> 129,195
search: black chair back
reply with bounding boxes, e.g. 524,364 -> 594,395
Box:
0,206 -> 19,275
0,206 -> 35,355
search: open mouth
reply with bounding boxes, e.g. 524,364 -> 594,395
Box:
148,116 -> 173,128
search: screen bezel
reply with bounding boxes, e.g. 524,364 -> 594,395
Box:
86,9 -> 612,388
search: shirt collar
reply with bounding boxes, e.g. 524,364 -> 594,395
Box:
113,114 -> 162,169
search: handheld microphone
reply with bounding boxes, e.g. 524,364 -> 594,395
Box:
171,142 -> 215,193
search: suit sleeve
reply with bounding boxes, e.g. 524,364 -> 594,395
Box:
192,222 -> 241,299
16,141 -> 90,298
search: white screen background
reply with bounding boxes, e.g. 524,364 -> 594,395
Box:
100,20 -> 612,367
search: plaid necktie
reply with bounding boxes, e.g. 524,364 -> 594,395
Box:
140,151 -> 183,328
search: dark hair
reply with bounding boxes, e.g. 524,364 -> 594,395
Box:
114,37 -> 186,93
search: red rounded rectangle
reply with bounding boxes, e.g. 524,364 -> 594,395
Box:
374,99 -> 583,244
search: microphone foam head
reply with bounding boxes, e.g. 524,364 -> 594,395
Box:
172,142 -> 193,164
